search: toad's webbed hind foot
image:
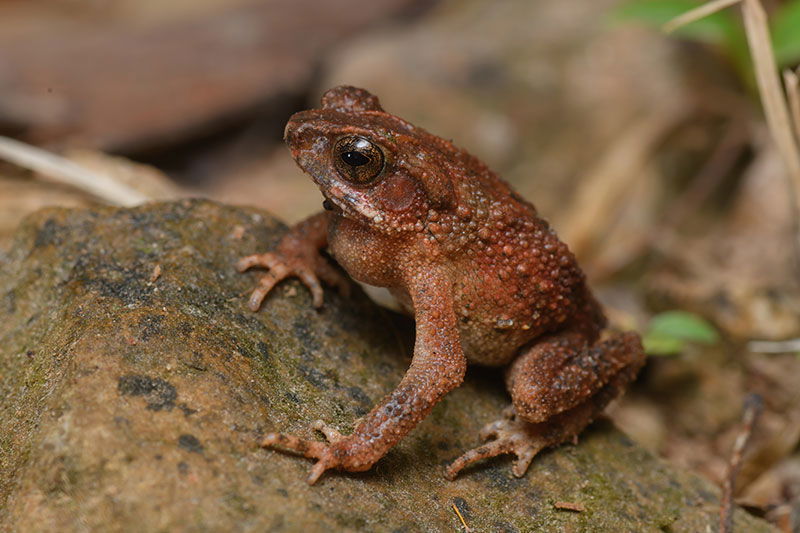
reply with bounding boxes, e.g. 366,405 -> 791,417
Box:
445,407 -> 555,480
445,330 -> 645,481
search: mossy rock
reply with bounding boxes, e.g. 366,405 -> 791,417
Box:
0,200 -> 773,532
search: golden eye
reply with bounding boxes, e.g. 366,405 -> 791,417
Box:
333,136 -> 384,184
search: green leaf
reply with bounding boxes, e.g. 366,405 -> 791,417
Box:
648,311 -> 720,343
642,332 -> 686,356
612,0 -> 739,44
643,311 -> 720,355
772,0 -> 800,67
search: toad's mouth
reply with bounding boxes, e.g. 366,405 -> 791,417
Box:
319,188 -> 350,216
322,198 -> 340,213
315,181 -> 381,222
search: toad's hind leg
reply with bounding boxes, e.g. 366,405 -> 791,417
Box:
445,330 -> 644,480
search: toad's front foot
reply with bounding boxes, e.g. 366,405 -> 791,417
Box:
237,250 -> 348,311
445,407 -> 559,480
261,421 -> 356,485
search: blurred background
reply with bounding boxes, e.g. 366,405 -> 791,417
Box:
1,0 -> 799,528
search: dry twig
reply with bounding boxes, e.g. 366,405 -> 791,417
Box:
663,0 -> 742,34
666,0 -> 800,274
451,503 -> 471,532
720,394 -> 763,533
0,135 -> 151,206
784,68 -> 800,143
666,0 -> 800,196
560,112 -> 678,258
740,1 -> 800,187
747,337 -> 800,353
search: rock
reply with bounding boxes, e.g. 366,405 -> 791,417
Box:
0,200 -> 772,531
0,168 -> 92,251
0,149 -> 178,252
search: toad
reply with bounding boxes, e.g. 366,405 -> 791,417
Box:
238,86 -> 645,484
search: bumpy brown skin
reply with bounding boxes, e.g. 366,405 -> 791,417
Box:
238,86 -> 646,484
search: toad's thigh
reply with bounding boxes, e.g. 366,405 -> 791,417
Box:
506,331 -> 644,423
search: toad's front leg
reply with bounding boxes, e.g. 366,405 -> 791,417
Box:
237,211 -> 349,310
262,271 -> 466,484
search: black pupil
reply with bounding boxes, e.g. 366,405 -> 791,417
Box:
341,151 -> 370,167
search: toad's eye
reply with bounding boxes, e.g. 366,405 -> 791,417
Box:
333,136 -> 384,184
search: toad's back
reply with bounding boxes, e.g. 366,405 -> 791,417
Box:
410,140 -> 603,366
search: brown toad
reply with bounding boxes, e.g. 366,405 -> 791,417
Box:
238,86 -> 645,484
